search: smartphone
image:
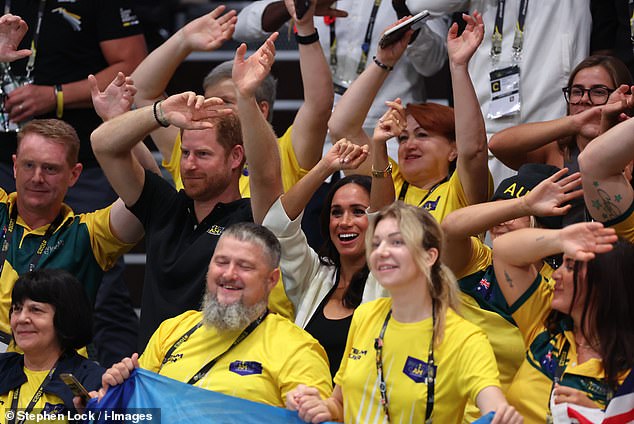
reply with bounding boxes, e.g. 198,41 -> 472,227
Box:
294,0 -> 311,20
379,10 -> 431,49
59,373 -> 91,402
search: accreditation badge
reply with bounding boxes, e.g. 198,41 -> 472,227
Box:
487,65 -> 521,120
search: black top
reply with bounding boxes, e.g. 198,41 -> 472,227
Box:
304,285 -> 353,379
0,0 -> 144,167
129,171 -> 253,350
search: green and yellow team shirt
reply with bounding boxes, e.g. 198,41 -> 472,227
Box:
604,200 -> 634,242
0,368 -> 67,424
0,190 -> 134,336
139,310 -> 332,407
505,274 -> 616,423
164,126 -> 308,196
335,298 -> 500,424
391,160 -> 493,223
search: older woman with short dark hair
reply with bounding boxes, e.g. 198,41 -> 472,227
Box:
0,269 -> 103,418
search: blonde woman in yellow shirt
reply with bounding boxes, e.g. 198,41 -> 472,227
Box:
288,202 -> 522,424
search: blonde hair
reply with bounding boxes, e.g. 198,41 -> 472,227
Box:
366,201 -> 460,344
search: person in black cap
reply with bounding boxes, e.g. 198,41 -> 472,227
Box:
439,163 -> 583,421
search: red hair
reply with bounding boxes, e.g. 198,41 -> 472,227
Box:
406,103 -> 455,142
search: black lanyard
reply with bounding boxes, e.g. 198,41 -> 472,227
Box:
398,177 -> 447,207
374,308 -> 436,423
4,0 -> 47,81
0,205 -> 66,275
160,310 -> 269,385
8,361 -> 58,424
490,0 -> 529,60
328,0 -> 382,93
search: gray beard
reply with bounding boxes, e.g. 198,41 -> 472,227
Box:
201,290 -> 268,332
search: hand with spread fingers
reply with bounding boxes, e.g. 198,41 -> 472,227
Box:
89,72 -> 137,122
232,32 -> 278,99
447,11 -> 484,69
523,168 -> 583,217
181,5 -> 237,52
560,222 -> 618,262
0,13 -> 31,62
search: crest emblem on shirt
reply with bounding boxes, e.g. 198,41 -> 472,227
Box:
421,196 -> 441,211
207,225 -> 224,236
119,8 -> 140,27
402,356 -> 436,384
229,360 -> 262,376
42,402 -> 66,414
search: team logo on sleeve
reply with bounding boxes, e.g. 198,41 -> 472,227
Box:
119,8 -> 140,27
402,356 -> 436,383
229,361 -> 263,376
42,402 -> 66,414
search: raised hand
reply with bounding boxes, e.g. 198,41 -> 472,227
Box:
323,138 -> 369,173
159,92 -> 232,129
89,72 -> 137,121
373,98 -> 406,144
232,32 -> 278,98
559,222 -> 617,262
0,14 -> 31,62
447,12 -> 484,67
375,17 -> 413,69
524,168 -> 583,217
284,0 -> 317,26
600,84 -> 634,133
181,5 -> 237,52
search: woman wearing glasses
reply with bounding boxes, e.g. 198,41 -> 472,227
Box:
488,56 -> 631,225
288,203 -> 522,424
489,56 -> 631,172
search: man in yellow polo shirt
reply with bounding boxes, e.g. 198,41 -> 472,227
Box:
100,223 -> 332,408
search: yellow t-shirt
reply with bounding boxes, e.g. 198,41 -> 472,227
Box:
506,274 -> 619,423
604,200 -> 634,242
334,298 -> 501,424
139,310 -> 332,407
164,126 -> 308,196
0,368 -> 67,424
391,162 -> 493,223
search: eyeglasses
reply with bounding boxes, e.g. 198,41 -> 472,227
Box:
562,85 -> 614,105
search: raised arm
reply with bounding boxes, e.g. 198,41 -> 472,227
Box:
286,0 -> 334,170
369,99 -> 406,211
328,18 -> 413,145
233,33 -> 283,224
130,6 -> 237,162
441,169 -> 582,275
233,0 -> 347,41
492,223 -> 617,306
0,14 -> 31,62
91,92 -> 229,206
447,12 -> 489,205
89,72 -> 160,176
281,140 -> 368,220
488,107 -> 603,170
578,116 -> 634,222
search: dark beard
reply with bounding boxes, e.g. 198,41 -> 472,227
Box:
201,290 -> 267,332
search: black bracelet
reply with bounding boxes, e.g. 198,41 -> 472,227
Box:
373,56 -> 394,72
153,100 -> 169,127
295,30 -> 319,45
